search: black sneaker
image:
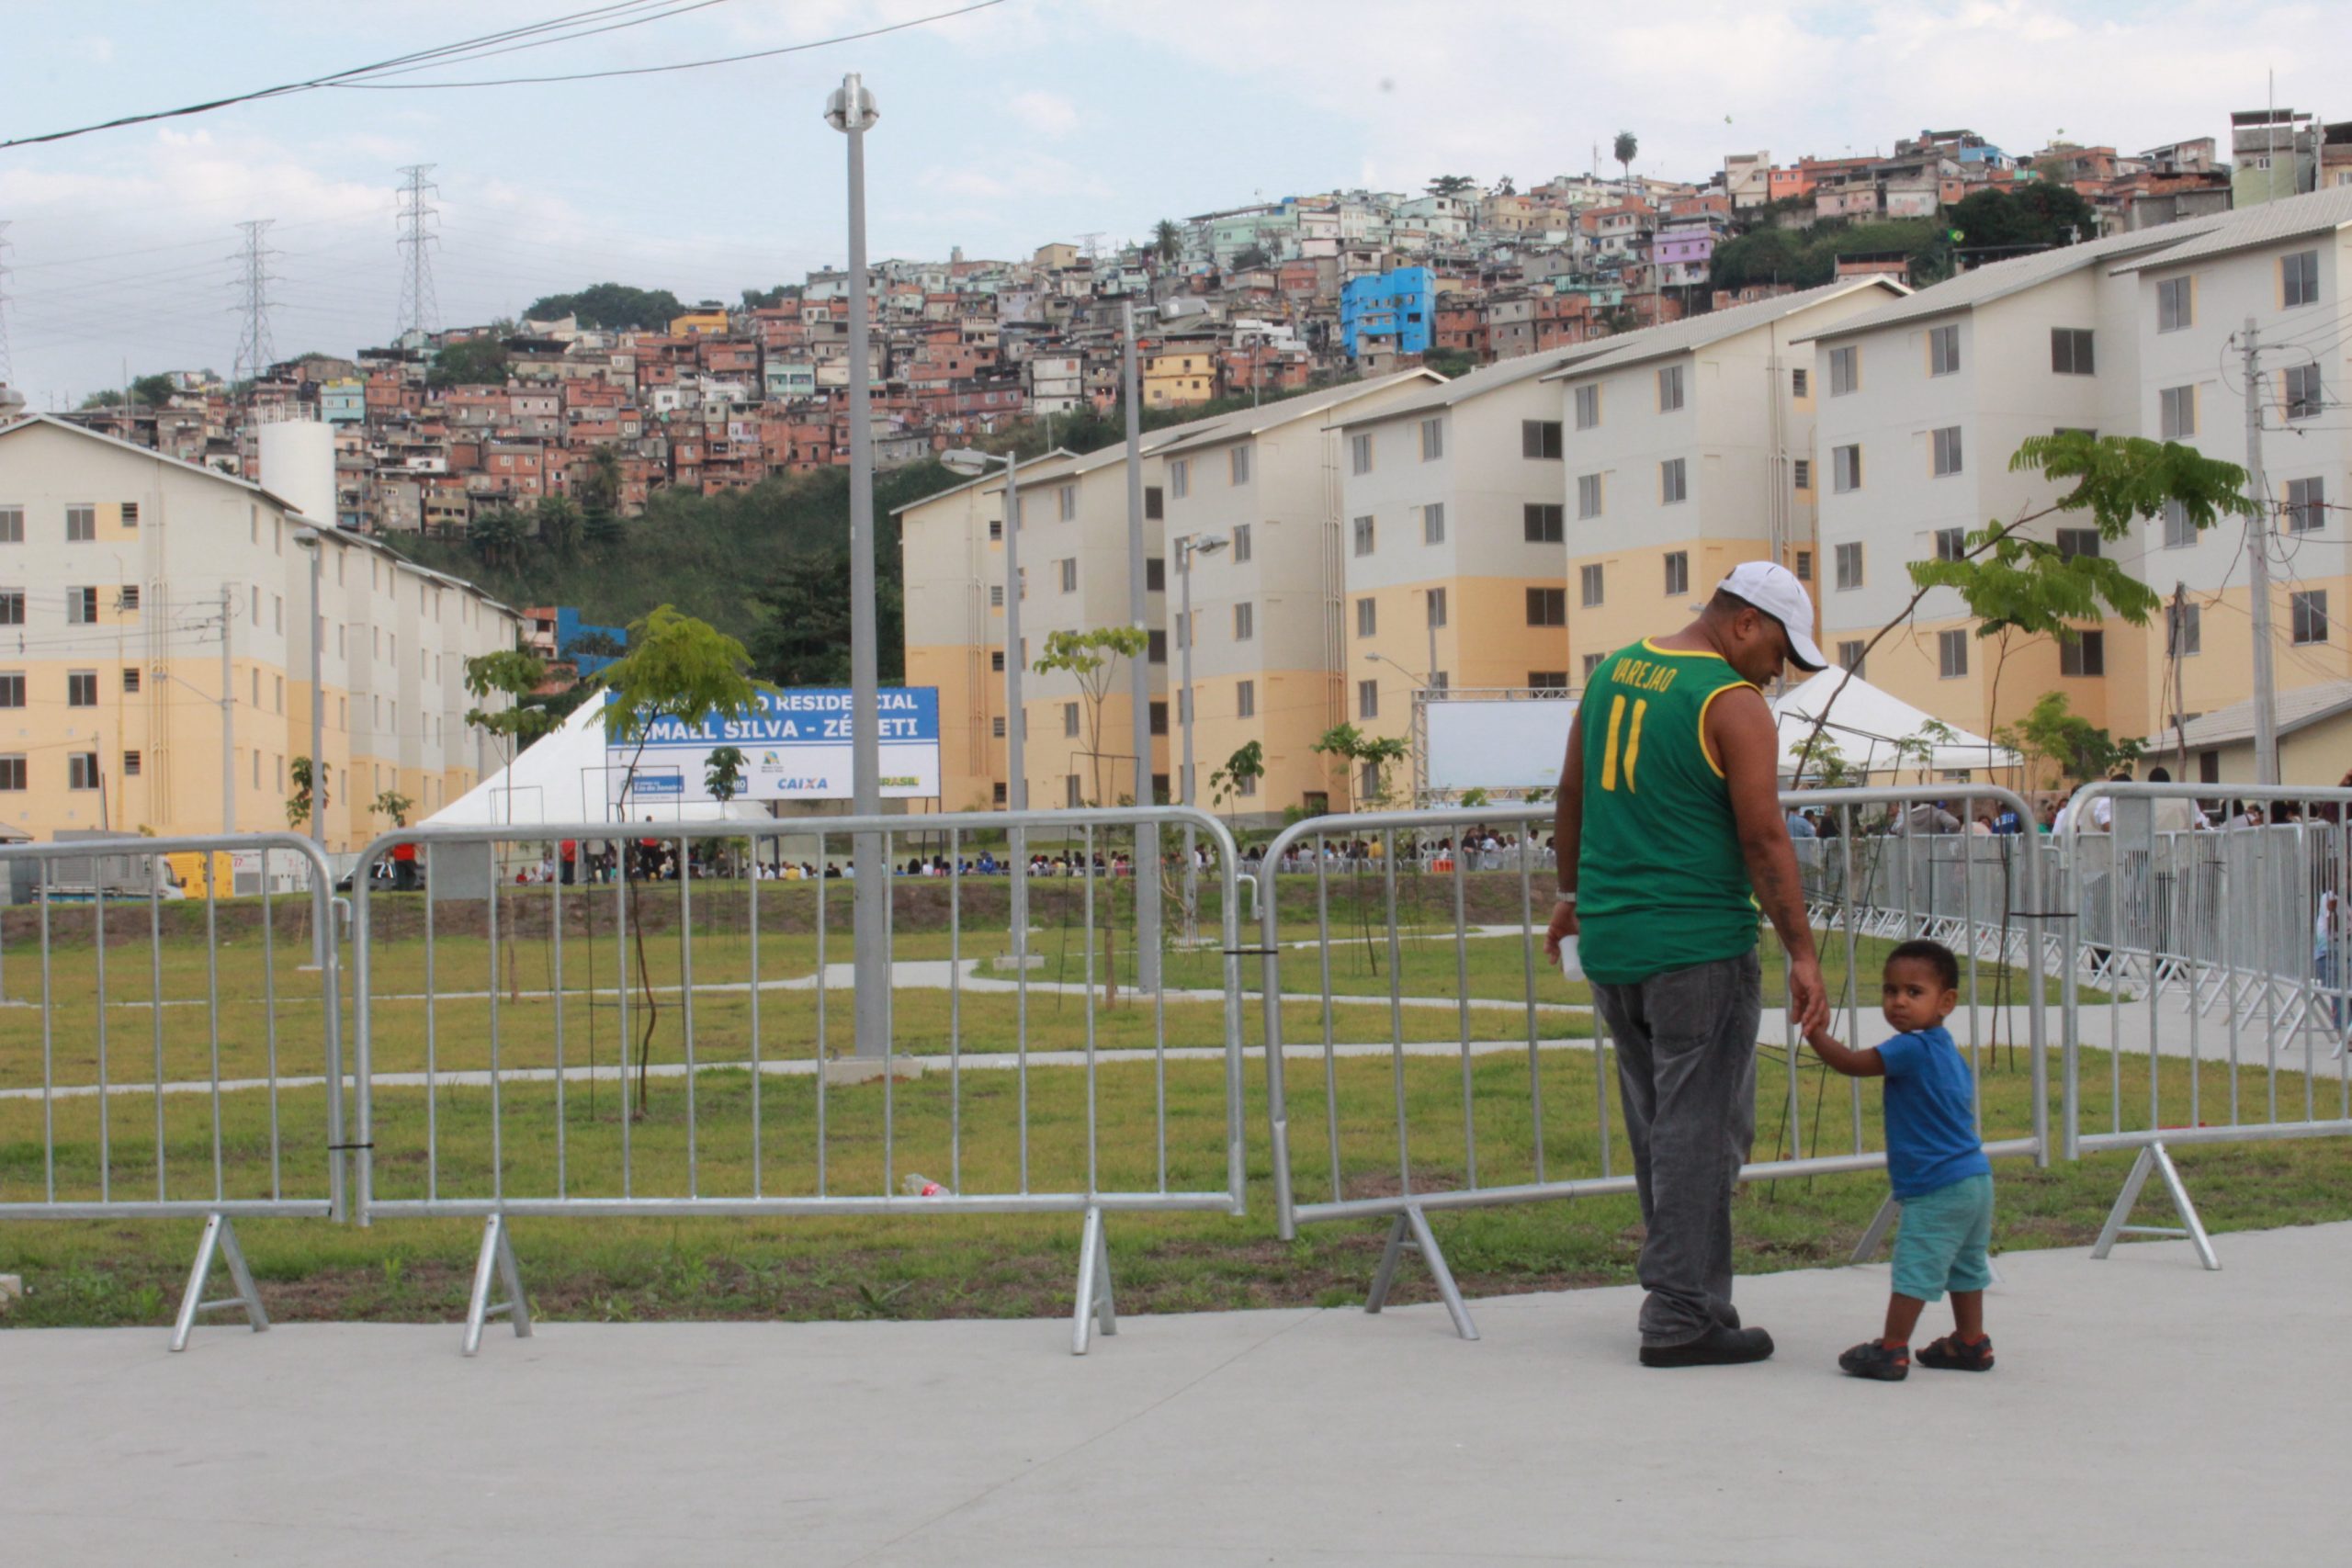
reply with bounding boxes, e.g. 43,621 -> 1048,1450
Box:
1639,1324 -> 1775,1368
1838,1340 -> 1910,1381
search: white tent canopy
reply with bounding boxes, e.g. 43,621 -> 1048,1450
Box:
428,701 -> 771,828
1770,669 -> 2018,778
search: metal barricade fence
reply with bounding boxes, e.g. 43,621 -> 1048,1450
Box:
0,830 -> 346,1348
2058,784 -> 2352,1267
1256,785 -> 2052,1338
346,805 -> 1246,1353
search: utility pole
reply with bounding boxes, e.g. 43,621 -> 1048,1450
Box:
2241,318 -> 2280,784
220,584 -> 235,835
231,220 -> 278,386
827,73 -> 889,1061
2170,581 -> 2189,779
395,164 -> 440,345
0,220 -> 15,389
1121,299 -> 1161,989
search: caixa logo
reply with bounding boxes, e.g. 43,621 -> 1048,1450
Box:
776,777 -> 831,790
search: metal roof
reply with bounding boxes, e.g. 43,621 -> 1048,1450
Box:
1795,222 -> 2227,342
1540,276 -> 1908,378
2141,677 -> 2352,751
1146,368 -> 1442,457
2108,183 -> 2352,274
1330,340 -> 1624,430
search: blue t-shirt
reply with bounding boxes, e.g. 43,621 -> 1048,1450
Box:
1878,1025 -> 1992,1199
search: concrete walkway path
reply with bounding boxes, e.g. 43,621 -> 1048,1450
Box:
0,1222 -> 2336,1565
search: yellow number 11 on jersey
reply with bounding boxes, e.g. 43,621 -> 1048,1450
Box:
1599,694 -> 1647,793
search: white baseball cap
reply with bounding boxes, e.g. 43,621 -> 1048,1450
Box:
1716,560 -> 1827,672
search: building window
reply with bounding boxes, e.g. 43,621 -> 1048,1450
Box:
1529,586 -> 1568,626
1421,502 -> 1447,544
1581,652 -> 1605,682
1149,700 -> 1169,736
1356,597 -> 1377,637
991,716 -> 1006,739
1832,444 -> 1861,493
1838,639 -> 1866,674
1065,775 -> 1082,808
1057,558 -> 1077,593
1232,523 -> 1252,562
1577,565 -> 1604,608
1573,385 -> 1600,430
2056,528 -> 2101,559
989,517 -> 1003,541
1663,550 -> 1689,597
1834,541 -> 1863,591
1939,629 -> 1969,679
122,667 -> 141,694
1358,679 -> 1379,719
2288,477 -> 2328,534
2168,602 -> 2201,657
2293,590 -> 2331,645
122,750 -> 141,777
989,649 -> 1005,673
1525,502 -> 1565,543
1148,628 -> 1167,663
67,586 -> 97,624
2283,249 -> 2321,309
1352,515 -> 1375,557
1931,426 -> 1963,477
2052,327 -> 2096,375
1827,344 -> 1859,396
1795,549 -> 1813,581
2061,630 -> 2108,674
1063,702 -> 1080,738
1427,588 -> 1448,627
1235,768 -> 1258,797
2157,276 -> 2193,333
66,504 -> 96,542
0,507 -> 20,543
1792,367 -> 1809,398
1236,679 -> 1256,718
1523,419 -> 1564,458
1234,602 -> 1255,640
1420,416 -> 1444,460
1928,324 -> 1961,376
989,584 -> 1004,607
0,755 -> 22,790
1230,446 -> 1251,485
1934,526 -> 1967,561
2160,499 -> 2196,548
2160,385 -> 2197,438
69,753 -> 101,790
2286,364 -> 2324,422
68,670 -> 98,706
1350,434 -> 1374,476
1660,457 -> 1687,504
993,781 -> 1008,806
1792,458 -> 1812,491
0,672 -> 19,707
1658,364 -> 1686,412
119,584 -> 140,613
121,502 -> 140,528
1144,486 -> 1163,521
1147,557 -> 1165,592
1530,671 -> 1569,690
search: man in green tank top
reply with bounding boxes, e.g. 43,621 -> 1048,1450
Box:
1544,561 -> 1832,1367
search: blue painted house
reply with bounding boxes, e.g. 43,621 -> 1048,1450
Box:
1340,267 -> 1435,358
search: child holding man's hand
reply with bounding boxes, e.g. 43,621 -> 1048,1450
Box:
1805,939 -> 1996,1381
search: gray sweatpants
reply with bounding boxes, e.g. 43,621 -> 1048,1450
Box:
1589,950 -> 1762,1348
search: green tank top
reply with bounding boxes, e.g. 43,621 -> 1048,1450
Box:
1577,638 -> 1761,983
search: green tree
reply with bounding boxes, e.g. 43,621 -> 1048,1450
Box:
371,789 -> 414,829
1947,183 -> 2098,254
1034,626 -> 1150,810
704,745 -> 746,802
1312,723 -> 1411,809
566,627 -> 627,660
468,504 -> 526,569
1230,243 -> 1271,273
284,756 -> 330,828
534,493 -> 582,558
1152,219 -> 1183,266
740,284 -> 800,310
463,649 -> 557,779
1996,691 -> 2143,795
1427,175 -> 1477,198
523,283 -> 687,332
1612,130 -> 1639,190
750,551 -> 859,686
1423,348 -> 1478,378
427,336 -> 510,389
131,373 -> 177,407
591,606 -> 775,1112
78,390 -> 125,409
1207,739 -> 1265,823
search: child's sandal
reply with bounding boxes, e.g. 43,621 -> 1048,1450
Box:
1838,1340 -> 1909,1381
1917,1334 -> 1995,1371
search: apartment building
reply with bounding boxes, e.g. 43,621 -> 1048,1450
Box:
0,415 -> 523,849
1551,278 -> 1911,682
1806,186 -> 2352,772
1154,371 -> 1442,814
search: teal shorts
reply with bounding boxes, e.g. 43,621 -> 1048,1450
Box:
1891,1172 -> 1995,1303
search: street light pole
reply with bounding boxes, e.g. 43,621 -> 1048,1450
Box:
1121,299 -> 1161,988
292,527 -> 326,967
829,73 -> 889,1060
1001,450 -> 1027,954
1175,532 -> 1225,937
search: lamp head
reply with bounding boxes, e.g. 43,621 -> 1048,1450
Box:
825,75 -> 878,133
291,525 -> 322,549
1189,534 -> 1228,557
939,447 -> 993,475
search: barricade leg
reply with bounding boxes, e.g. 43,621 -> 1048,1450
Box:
463,1213 -> 535,1357
1363,1204 -> 1480,1342
1849,1195 -> 1902,1265
2090,1143 -> 2221,1271
170,1213 -> 269,1352
1071,1205 -> 1116,1356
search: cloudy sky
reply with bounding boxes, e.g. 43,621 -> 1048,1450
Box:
3,0 -> 2345,403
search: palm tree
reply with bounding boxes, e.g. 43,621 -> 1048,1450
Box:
534,493 -> 582,558
1613,130 -> 1639,197
1152,219 -> 1182,269
469,504 -> 526,569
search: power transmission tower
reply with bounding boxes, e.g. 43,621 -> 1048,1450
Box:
0,220 -> 15,387
395,164 -> 440,345
230,220 -> 278,386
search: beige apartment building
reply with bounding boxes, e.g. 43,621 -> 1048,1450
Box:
1550,278 -> 1910,682
0,415 -> 524,849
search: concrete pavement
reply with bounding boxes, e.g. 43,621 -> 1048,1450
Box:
2,1222 -> 2339,1565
